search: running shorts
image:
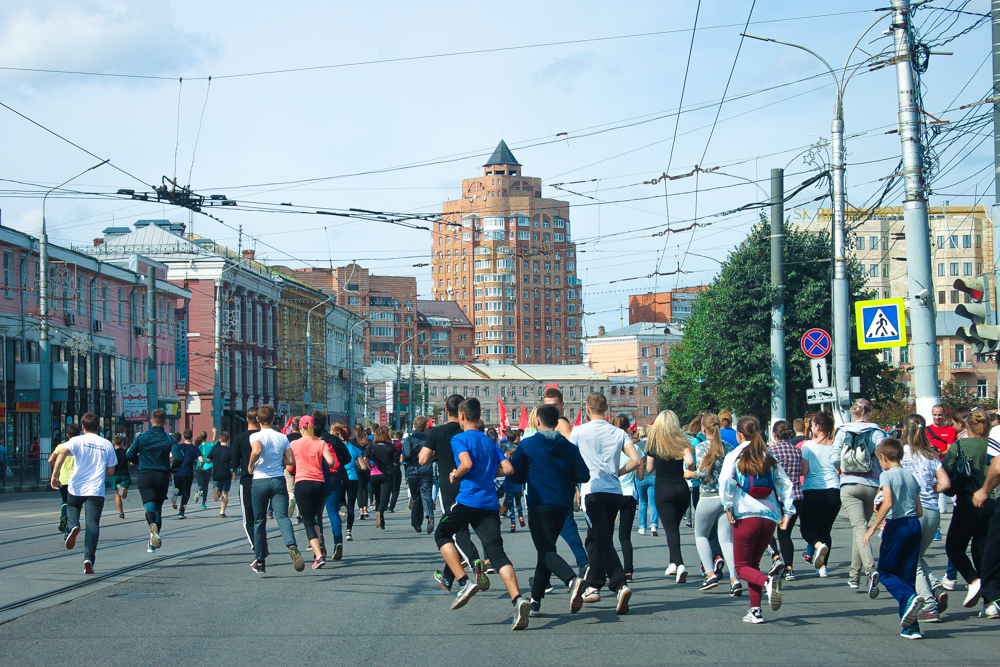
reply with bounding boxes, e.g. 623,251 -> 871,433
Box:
214,478 -> 232,494
109,474 -> 131,490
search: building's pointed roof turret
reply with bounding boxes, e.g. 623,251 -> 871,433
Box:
483,139 -> 521,167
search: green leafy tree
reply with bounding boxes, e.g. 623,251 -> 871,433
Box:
658,216 -> 898,424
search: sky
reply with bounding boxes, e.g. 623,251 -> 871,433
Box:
0,0 -> 993,337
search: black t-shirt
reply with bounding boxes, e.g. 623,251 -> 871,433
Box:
319,432 -> 351,484
426,421 -> 463,480
288,432 -> 301,443
790,435 -> 807,447
364,441 -> 397,476
208,443 -> 232,480
113,448 -> 129,476
231,428 -> 258,480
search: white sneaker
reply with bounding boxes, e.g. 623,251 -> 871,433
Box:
676,564 -> 688,584
742,607 -> 764,624
651,527 -> 658,537
979,602 -> 999,619
964,579 -> 982,608
765,575 -> 782,611
817,566 -> 828,578
665,563 -> 678,577
813,542 -> 829,569
941,576 -> 956,591
637,527 -> 646,535
511,597 -> 531,631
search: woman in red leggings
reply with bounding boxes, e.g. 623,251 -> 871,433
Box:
720,416 -> 797,624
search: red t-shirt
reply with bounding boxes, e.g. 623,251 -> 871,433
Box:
926,425 -> 956,453
289,436 -> 329,483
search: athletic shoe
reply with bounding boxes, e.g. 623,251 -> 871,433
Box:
267,512 -> 274,519
933,528 -> 941,541
117,483 -> 126,497
200,503 -> 207,510
473,558 -> 491,591
213,488 -> 220,502
783,569 -> 796,582
251,560 -> 265,575
414,526 -> 422,534
510,524 -> 516,533
766,575 -> 782,611
616,586 -> 632,615
426,517 -> 434,534
289,546 -> 306,572
119,513 -> 125,519
917,609 -> 940,623
848,577 -> 860,590
65,526 -> 79,550
665,563 -> 678,577
312,556 -> 325,570
219,513 -> 226,518
171,494 -> 177,510
333,543 -> 343,561
147,541 -> 156,553
149,523 -> 161,548
899,624 -> 922,640
582,587 -> 601,603
569,577 -> 586,613
193,490 -> 201,504
901,595 -> 925,627
714,555 -> 725,578
651,526 -> 658,536
345,530 -> 353,541
964,579 -> 982,608
84,560 -> 94,575
868,572 -> 880,599
177,512 -> 185,520
529,599 -> 542,618
519,516 -> 525,527
802,553 -> 813,564
676,564 -> 688,583
339,506 -> 347,518
528,577 -> 554,594
434,570 -> 453,591
730,581 -> 743,597
451,580 -> 480,610
700,575 -> 720,592
814,543 -> 829,569
979,602 -> 1000,619
941,576 -> 956,591
818,566 -> 829,578
934,586 -> 949,613
742,608 -> 764,624
511,597 -> 531,630
637,527 -> 646,535
685,520 -> 692,528
768,557 -> 785,578
486,563 -> 496,574
58,517 -> 67,533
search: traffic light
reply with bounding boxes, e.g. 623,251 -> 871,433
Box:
954,276 -> 1000,354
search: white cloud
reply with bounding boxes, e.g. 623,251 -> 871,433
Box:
531,52 -> 597,93
0,1 -> 216,87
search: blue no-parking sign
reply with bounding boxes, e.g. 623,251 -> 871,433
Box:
855,298 -> 906,350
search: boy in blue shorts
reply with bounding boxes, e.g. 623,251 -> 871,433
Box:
433,397 -> 530,630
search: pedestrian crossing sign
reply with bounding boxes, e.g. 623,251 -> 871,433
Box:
855,298 -> 906,350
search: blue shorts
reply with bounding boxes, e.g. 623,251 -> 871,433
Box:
213,478 -> 232,494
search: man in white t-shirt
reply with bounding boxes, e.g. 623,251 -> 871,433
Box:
49,412 -> 117,574
569,393 -> 642,615
247,404 -> 303,574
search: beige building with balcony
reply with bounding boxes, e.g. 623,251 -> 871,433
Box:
796,204 -> 996,400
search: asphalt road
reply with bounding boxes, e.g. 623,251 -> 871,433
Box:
0,490 -> 996,666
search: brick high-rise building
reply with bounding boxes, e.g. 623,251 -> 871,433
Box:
435,140 -> 583,365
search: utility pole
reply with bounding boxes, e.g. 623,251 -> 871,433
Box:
394,355 -> 402,430
213,278 -> 225,432
770,168 -> 786,426
146,267 -> 158,419
992,0 -> 1000,409
409,353 -> 415,430
892,0 -> 940,419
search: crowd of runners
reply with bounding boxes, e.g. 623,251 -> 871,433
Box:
46,389 -> 1000,636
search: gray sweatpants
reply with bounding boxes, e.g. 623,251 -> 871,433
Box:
693,494 -> 736,580
841,483 -> 879,578
915,508 -> 941,612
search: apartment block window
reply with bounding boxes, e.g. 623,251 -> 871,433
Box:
963,234 -> 972,249
976,234 -> 982,248
642,347 -> 648,358
641,362 -> 649,377
950,235 -> 958,248
76,276 -> 85,315
938,291 -> 945,305
963,262 -> 973,276
937,235 -> 945,249
101,284 -> 109,321
950,290 -> 960,304
643,406 -> 650,416
955,344 -> 965,363
978,262 -> 983,274
977,379 -> 988,398
937,263 -> 945,277
882,237 -> 889,250
935,344 -> 942,364
2,250 -> 11,298
949,263 -> 959,276
869,236 -> 878,250
882,264 -> 889,278
900,346 -> 909,364
869,264 -> 878,278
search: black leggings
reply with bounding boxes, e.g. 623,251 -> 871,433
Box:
173,475 -> 193,512
138,470 -> 170,530
770,498 -> 803,565
340,480 -> 359,530
654,482 -> 690,565
799,488 -> 841,549
370,474 -> 393,513
946,494 -> 996,584
357,469 -> 370,508
618,496 -> 637,575
294,480 -> 327,542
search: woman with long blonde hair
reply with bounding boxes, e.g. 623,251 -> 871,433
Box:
645,410 -> 695,583
686,413 -> 737,593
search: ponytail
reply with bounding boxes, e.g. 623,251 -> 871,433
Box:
736,415 -> 777,477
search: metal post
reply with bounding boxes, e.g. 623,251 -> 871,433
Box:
394,356 -> 401,430
304,309 -> 313,412
770,168 -> 786,425
993,0 -> 1000,408
145,267 -> 158,418
213,279 -> 223,432
892,0 -> 940,419
348,327 -> 355,426
830,95 -> 851,417
409,353 -> 415,429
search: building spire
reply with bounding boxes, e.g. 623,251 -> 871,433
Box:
483,140 -> 521,167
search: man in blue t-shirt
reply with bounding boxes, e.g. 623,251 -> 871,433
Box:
433,397 -> 530,631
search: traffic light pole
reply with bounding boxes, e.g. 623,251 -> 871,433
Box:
891,0 -> 940,420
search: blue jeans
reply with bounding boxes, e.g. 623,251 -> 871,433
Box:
878,517 -> 922,620
325,481 -> 343,544
636,474 -> 658,529
560,512 -> 588,569
251,476 -> 297,563
408,475 -> 434,531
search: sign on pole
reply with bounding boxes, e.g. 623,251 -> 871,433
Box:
806,387 -> 836,405
122,383 -> 149,422
384,381 -> 394,415
855,298 -> 907,350
801,328 -> 832,358
810,358 -> 829,388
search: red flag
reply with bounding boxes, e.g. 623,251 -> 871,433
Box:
498,398 -> 510,431
573,410 -> 582,428
629,420 -> 638,432
517,405 -> 529,430
281,416 -> 295,435
427,416 -> 435,429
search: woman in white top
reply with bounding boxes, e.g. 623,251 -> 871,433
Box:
901,413 -> 951,621
798,411 -> 840,578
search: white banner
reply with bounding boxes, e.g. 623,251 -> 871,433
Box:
122,383 -> 148,422
385,381 -> 394,415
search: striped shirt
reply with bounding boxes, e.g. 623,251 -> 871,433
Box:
768,439 -> 803,501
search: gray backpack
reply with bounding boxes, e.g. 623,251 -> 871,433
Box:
840,428 -> 878,474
